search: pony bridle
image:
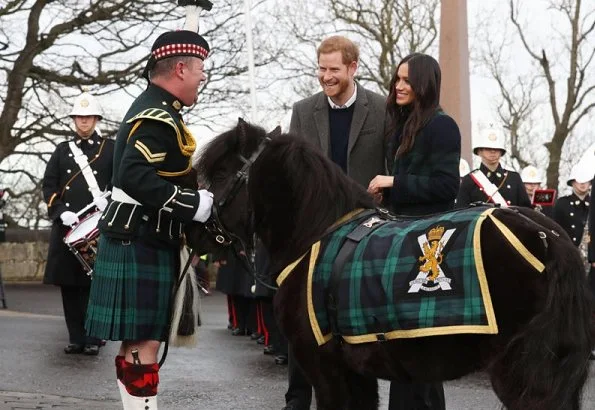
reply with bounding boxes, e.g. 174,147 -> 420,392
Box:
203,134 -> 272,248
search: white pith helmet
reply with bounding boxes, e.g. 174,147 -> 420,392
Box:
459,159 -> 470,177
567,162 -> 593,186
520,165 -> 542,184
69,92 -> 103,120
473,128 -> 506,155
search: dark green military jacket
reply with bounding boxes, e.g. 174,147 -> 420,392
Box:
99,85 -> 201,247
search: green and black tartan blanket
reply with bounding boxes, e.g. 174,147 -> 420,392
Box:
279,206 -> 503,346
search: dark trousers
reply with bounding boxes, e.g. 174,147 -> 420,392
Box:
229,294 -> 254,333
60,285 -> 99,345
388,382 -> 445,410
285,344 -> 446,410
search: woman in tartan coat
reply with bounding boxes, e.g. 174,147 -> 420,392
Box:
368,53 -> 461,410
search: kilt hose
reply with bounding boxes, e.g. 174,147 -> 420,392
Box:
85,235 -> 179,341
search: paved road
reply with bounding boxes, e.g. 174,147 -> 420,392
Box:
0,284 -> 593,409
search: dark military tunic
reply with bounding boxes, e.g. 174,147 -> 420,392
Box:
86,84 -> 206,341
42,132 -> 114,286
456,163 -> 531,208
553,192 -> 590,246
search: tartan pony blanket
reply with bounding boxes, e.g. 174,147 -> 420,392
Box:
277,206 -> 543,346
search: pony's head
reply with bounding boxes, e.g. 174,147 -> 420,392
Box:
187,118 -> 273,256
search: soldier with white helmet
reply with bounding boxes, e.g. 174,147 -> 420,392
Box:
520,165 -> 555,218
554,162 -> 591,247
520,165 -> 542,197
41,90 -> 114,356
456,128 -> 531,208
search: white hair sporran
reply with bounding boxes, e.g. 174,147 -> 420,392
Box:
169,246 -> 201,347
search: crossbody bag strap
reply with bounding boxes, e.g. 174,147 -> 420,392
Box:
469,169 -> 509,208
68,141 -> 102,198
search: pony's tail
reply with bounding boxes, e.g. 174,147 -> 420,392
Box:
169,247 -> 201,347
492,231 -> 593,410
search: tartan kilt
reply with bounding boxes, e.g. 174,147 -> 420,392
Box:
85,235 -> 179,341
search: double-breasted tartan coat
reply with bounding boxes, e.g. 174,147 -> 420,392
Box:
389,111 -> 461,216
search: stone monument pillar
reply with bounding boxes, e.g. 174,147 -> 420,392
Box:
439,0 -> 472,165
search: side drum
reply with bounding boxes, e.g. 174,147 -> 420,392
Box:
63,211 -> 102,276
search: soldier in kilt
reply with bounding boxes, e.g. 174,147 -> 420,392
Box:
84,12 -> 214,409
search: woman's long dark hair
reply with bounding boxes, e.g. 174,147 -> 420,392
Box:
386,53 -> 441,157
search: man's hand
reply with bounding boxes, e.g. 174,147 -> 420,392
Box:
193,189 -> 214,222
93,196 -> 108,212
60,211 -> 79,227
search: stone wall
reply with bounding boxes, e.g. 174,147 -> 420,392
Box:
0,241 -> 48,282
0,229 -> 50,282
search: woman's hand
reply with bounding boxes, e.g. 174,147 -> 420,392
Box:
367,175 -> 394,195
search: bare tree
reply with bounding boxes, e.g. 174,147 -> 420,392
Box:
477,0 -> 595,189
0,0 -> 276,227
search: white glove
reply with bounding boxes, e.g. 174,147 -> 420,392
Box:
60,211 -> 79,226
93,196 -> 108,212
192,189 -> 214,223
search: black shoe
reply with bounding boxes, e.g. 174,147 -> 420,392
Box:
83,344 -> 100,356
231,327 -> 247,336
250,332 -> 262,340
263,345 -> 276,355
256,335 -> 265,345
274,354 -> 288,365
64,343 -> 84,354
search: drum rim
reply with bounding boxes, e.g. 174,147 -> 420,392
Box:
64,211 -> 102,244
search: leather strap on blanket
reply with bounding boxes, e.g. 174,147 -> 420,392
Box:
327,215 -> 390,338
276,208 -> 375,286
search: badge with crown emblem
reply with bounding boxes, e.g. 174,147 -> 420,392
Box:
408,224 -> 457,293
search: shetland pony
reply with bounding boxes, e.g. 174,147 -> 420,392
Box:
188,119 -> 593,410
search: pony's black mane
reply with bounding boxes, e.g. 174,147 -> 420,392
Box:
248,132 -> 375,267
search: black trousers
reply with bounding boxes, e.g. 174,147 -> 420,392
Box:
60,285 -> 99,345
285,344 -> 446,410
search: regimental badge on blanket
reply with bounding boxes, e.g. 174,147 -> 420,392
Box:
408,225 -> 457,293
